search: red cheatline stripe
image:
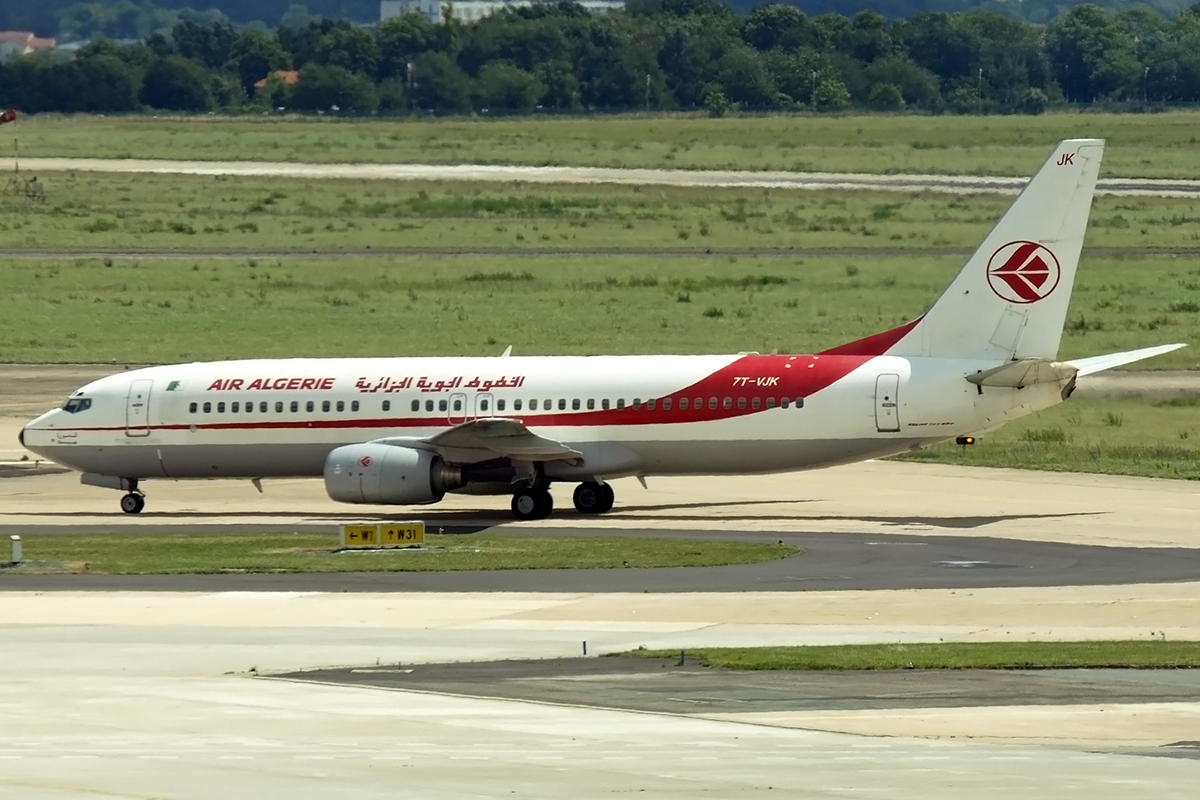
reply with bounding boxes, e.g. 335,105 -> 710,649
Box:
45,354 -> 878,436
818,317 -> 922,357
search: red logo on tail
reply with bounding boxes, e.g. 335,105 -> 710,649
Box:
986,241 -> 1061,304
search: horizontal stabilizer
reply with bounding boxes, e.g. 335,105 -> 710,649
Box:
967,359 -> 1077,388
1065,344 -> 1186,376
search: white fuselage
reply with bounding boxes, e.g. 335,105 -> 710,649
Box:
21,353 -> 1064,486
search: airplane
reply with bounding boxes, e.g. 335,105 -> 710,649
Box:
19,139 -> 1184,520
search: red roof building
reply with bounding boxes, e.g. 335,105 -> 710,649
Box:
253,70 -> 301,91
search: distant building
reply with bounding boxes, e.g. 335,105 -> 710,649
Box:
254,70 -> 301,91
0,31 -> 57,59
380,0 -> 624,24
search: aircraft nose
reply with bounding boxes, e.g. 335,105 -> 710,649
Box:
18,425 -> 25,447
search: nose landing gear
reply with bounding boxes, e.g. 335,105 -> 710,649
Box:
119,479 -> 145,514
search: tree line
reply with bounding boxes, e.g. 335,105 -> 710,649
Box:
3,2 -> 1200,117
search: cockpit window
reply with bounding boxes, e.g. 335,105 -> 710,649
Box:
62,398 -> 92,414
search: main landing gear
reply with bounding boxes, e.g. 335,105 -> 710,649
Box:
509,481 -> 616,521
119,480 -> 145,514
511,486 -> 553,521
572,481 -> 614,515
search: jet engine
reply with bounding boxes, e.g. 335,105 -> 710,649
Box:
323,444 -> 464,505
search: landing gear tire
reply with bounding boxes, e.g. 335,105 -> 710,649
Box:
511,487 -> 553,521
573,482 -> 614,514
120,493 -> 145,515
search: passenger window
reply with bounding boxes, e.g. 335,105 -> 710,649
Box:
663,398 -> 672,410
723,398 -> 732,409
529,399 -> 538,410
217,402 -> 226,413
648,399 -> 656,410
708,398 -> 717,410
290,401 -> 299,413
782,398 -> 790,408
679,398 -> 688,410
497,399 -> 506,411
545,399 -> 552,410
336,400 -> 344,412
481,399 -> 490,411
322,400 -> 330,412
189,402 -> 197,413
633,398 -> 641,410
307,401 -> 315,412
411,399 -> 419,412
795,397 -> 805,408
231,402 -> 239,413
558,399 -> 566,411
276,401 -> 283,413
351,400 -> 360,412
426,400 -> 434,412
452,399 -> 461,411
752,397 -> 761,410
737,397 -> 746,410
382,400 -> 390,412
438,399 -> 447,412
587,398 -> 595,410
767,397 -> 776,409
572,399 -> 580,410
203,402 -> 211,413
602,399 -> 610,410
514,399 -> 523,411
695,397 -> 703,409
617,399 -> 625,410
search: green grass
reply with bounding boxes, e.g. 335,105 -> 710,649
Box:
619,641 -> 1200,670
17,111 -> 1200,177
3,532 -> 798,574
4,172 -> 1200,252
1,253 -> 1197,368
899,396 -> 1200,480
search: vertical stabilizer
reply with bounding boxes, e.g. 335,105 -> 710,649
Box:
837,139 -> 1104,361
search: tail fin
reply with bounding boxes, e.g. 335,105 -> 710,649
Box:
823,139 -> 1104,361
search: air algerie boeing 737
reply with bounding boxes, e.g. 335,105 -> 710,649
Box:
19,140 -> 1185,520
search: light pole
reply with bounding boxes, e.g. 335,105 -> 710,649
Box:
645,73 -> 650,112
977,68 -> 983,115
1144,66 -> 1149,105
811,70 -> 817,114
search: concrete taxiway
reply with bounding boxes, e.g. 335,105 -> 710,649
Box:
4,370 -> 1200,797
20,157 -> 1200,197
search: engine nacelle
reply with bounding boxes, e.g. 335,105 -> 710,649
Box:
323,444 -> 463,505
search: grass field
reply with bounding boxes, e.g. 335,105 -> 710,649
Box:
4,172 -> 1200,253
2,532 -> 798,574
13,111 -> 1200,177
620,641 -> 1200,670
2,253 -> 1197,368
898,396 -> 1200,480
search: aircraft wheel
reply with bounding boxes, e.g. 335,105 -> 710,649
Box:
574,482 -> 614,514
511,487 -> 553,521
120,493 -> 145,515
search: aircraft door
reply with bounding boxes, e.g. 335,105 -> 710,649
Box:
447,393 -> 467,425
874,373 -> 900,433
126,379 -> 153,437
474,393 -> 494,419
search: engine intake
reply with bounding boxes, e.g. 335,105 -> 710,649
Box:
324,444 -> 463,505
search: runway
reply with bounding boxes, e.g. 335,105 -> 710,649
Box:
21,156 -> 1200,197
4,373 -> 1200,797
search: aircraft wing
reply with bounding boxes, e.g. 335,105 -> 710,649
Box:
374,418 -> 583,464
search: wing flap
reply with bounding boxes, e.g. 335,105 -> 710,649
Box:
426,418 -> 583,463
